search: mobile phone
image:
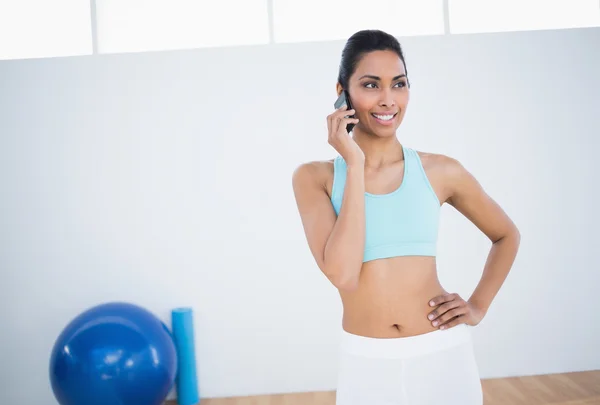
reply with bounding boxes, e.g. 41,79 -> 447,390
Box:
333,90 -> 356,133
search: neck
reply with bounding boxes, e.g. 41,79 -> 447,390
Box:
352,127 -> 405,168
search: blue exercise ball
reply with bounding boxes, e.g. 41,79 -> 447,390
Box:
49,302 -> 178,405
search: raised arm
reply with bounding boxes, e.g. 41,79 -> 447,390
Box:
292,161 -> 366,292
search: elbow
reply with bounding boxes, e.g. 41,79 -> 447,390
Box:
509,224 -> 521,246
326,267 -> 360,292
337,279 -> 360,293
494,224 -> 521,246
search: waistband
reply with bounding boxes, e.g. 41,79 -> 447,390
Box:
339,324 -> 473,359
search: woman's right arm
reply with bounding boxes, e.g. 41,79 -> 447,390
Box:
292,161 -> 366,292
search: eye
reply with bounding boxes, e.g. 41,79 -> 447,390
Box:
363,81 -> 407,89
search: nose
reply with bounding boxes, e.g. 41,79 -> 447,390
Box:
378,89 -> 396,108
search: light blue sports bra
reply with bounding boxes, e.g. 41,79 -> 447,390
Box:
330,146 -> 441,262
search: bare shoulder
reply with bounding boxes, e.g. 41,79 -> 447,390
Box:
414,150 -> 469,203
292,159 -> 336,197
415,150 -> 464,176
417,149 -> 518,242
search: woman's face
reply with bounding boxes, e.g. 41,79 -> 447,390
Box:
340,50 -> 410,137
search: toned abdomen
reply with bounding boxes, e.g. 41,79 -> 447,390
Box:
339,256 -> 449,338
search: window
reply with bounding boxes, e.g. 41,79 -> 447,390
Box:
95,0 -> 271,54
0,1 -> 92,61
2,1 -> 598,61
272,0 -> 445,43
449,0 -> 600,34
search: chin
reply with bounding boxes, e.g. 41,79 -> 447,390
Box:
375,129 -> 398,138
371,122 -> 400,137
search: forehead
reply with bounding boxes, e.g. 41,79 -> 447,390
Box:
352,50 -> 406,79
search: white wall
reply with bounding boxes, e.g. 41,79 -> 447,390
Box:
1,26 -> 599,404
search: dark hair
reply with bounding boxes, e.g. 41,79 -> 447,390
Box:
337,29 -> 409,90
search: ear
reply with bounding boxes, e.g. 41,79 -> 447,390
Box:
336,82 -> 343,96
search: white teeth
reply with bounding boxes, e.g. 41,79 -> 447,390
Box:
373,114 -> 394,121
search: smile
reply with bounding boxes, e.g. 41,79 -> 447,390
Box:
371,112 -> 398,125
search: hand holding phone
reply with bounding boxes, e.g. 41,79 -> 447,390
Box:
328,91 -> 363,165
333,91 -> 356,133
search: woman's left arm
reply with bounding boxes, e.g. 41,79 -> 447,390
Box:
444,156 -> 521,316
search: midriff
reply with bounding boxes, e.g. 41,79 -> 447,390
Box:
339,255 -> 449,338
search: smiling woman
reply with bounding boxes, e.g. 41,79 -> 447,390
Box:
292,29 -> 521,405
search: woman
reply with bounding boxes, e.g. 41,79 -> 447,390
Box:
292,30 -> 520,405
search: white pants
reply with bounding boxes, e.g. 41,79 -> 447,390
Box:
336,324 -> 483,405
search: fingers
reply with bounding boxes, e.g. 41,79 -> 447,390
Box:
433,307 -> 468,328
438,316 -> 465,330
327,106 -> 348,132
335,104 -> 351,114
340,116 -> 359,127
328,107 -> 355,122
427,299 -> 461,322
427,293 -> 468,329
328,113 -> 358,139
327,114 -> 333,135
429,292 -> 459,307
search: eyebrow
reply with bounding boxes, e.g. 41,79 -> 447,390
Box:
359,74 -> 406,81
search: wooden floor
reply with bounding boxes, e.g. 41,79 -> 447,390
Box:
167,370 -> 600,405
